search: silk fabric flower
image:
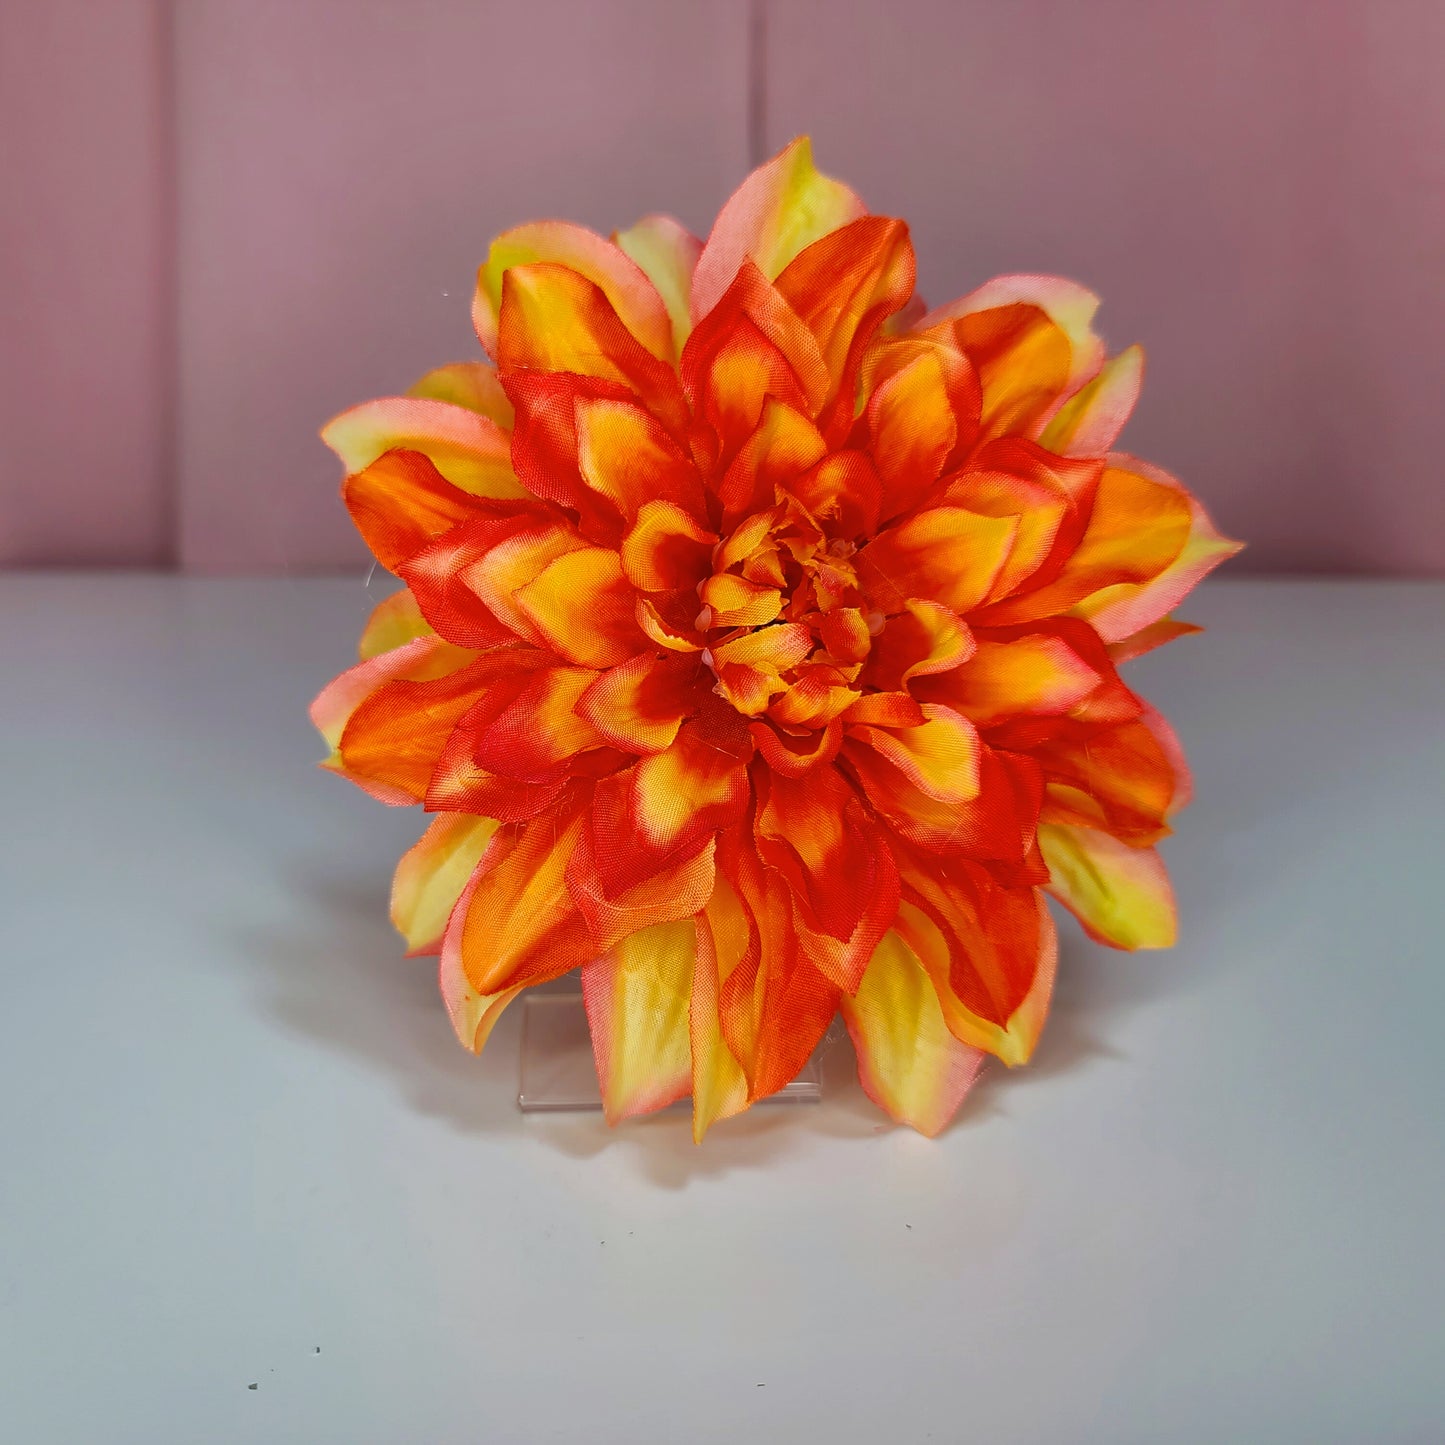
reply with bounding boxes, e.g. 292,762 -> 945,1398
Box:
312,137 -> 1239,1139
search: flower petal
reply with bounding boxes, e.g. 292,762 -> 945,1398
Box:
513,547 -> 646,668
975,457 -> 1197,629
310,634 -> 478,803
321,396 -> 523,499
893,858 -> 1057,1066
575,394 -> 705,526
577,652 -> 701,755
473,220 -> 674,361
391,812 -> 500,955
1039,345 -> 1143,458
690,897 -> 752,1140
620,500 -> 716,592
442,808 -> 594,1021
866,348 -> 957,518
1105,615 -> 1202,664
1038,822 -> 1177,950
715,833 -> 841,1098
923,274 -> 1104,438
583,918 -> 698,1123
357,588 -> 432,661
925,628 -> 1103,727
497,264 -> 685,430
845,703 -> 981,804
691,135 -> 866,321
842,929 -> 986,1136
339,657 -> 500,803
406,361 -> 515,427
568,834 -> 716,955
773,215 -> 916,407
343,449 -> 484,573
862,600 -> 974,694
681,264 -> 830,467
1070,457 -> 1243,642
613,214 -> 703,360
858,506 -> 1019,618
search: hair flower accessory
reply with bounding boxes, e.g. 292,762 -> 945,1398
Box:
312,138 -> 1239,1139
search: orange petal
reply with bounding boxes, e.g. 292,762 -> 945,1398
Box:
866,348 -> 956,517
497,263 -> 685,431
576,394 -> 704,526
637,594 -> 706,654
774,215 -> 916,405
755,768 -> 898,989
858,506 -> 1019,618
749,716 -> 844,775
473,219 -> 674,362
582,918 -> 698,1124
620,500 -> 716,593
406,360 -> 515,428
715,397 -> 828,526
613,214 -> 703,360
1039,345 -> 1143,457
700,570 -> 782,628
469,665 -> 610,782
339,657 -> 498,803
681,265 -> 830,466
321,396 -> 524,499
716,835 -> 841,1098
310,635 -> 478,804
628,718 -> 752,861
1023,715 -> 1182,844
894,860 -> 1057,1066
1105,615 -> 1202,664
441,809 -> 593,1016
691,136 -> 866,321
941,439 -> 1097,604
842,929 -> 986,1136
569,826 -> 716,954
1038,822 -> 1177,950
1071,457 -> 1242,642
924,274 -> 1103,439
848,739 -> 1041,863
342,449 -> 483,573
357,588 -> 432,661
928,629 -> 1102,727
712,621 -> 813,673
845,703 -> 981,803
975,457 -> 1196,629
513,546 -> 646,668
863,599 -> 974,693
577,652 -> 701,754
391,812 -> 500,955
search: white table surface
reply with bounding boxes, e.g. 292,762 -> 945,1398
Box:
2,574 -> 1441,1444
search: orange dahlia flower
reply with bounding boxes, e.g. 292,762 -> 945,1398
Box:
312,138 -> 1239,1139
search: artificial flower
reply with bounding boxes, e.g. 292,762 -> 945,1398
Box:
312,137 -> 1239,1138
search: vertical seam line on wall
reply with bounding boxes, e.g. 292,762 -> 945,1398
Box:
748,0 -> 768,167
156,0 -> 180,570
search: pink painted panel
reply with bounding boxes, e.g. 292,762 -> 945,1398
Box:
174,0 -> 751,573
766,0 -> 1445,574
0,0 -> 172,567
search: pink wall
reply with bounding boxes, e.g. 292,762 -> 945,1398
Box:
3,0 -> 1442,575
1,0 -> 172,566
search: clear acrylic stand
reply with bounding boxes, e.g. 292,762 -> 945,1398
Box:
517,990 -> 825,1113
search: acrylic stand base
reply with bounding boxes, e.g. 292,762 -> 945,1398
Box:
517,991 -> 824,1113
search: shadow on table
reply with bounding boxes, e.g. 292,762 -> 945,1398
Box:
232,857 -> 1213,1185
